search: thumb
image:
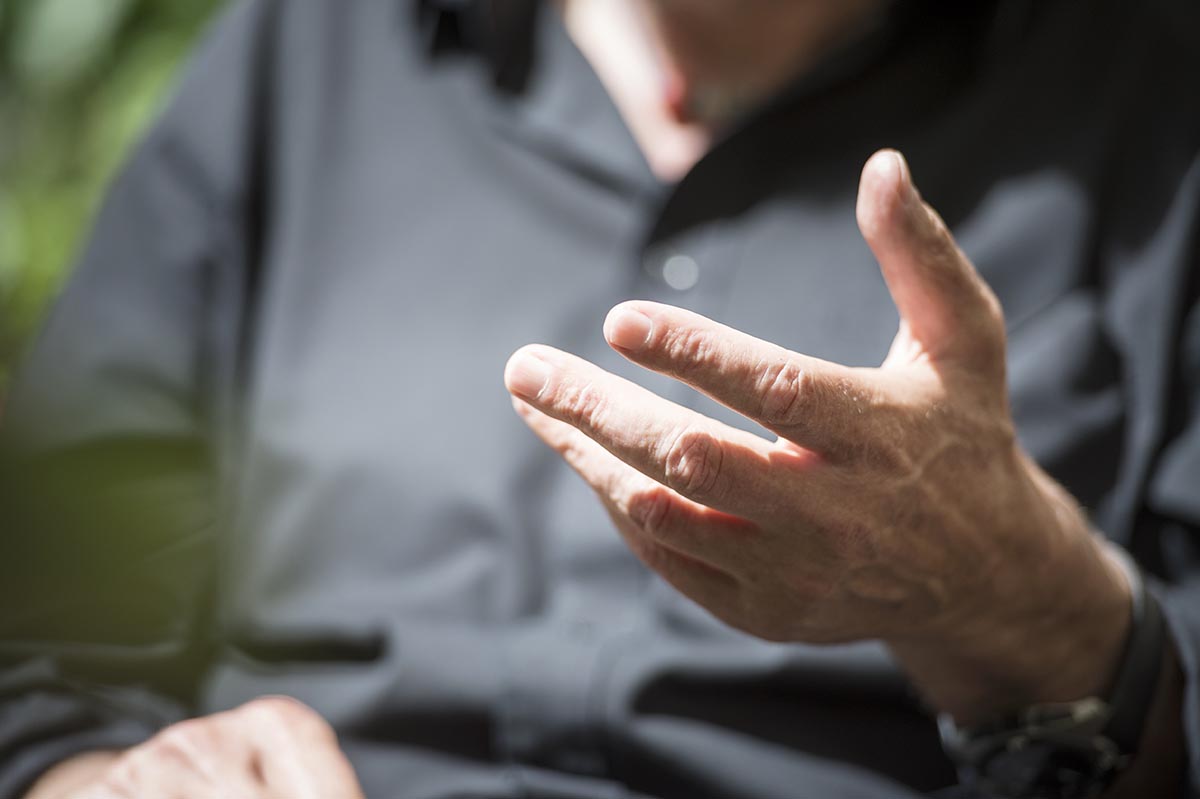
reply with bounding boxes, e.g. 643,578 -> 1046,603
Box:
855,149 -> 1005,371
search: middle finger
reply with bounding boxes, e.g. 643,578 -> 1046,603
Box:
505,344 -> 823,520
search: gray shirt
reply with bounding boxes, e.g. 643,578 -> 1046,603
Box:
3,0 -> 1200,797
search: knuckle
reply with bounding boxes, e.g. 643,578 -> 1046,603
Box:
131,724 -> 207,773
153,721 -> 207,756
756,359 -> 809,426
243,695 -> 297,722
663,327 -> 715,367
625,486 -> 677,541
663,429 -> 726,500
243,695 -> 333,739
559,380 -> 608,431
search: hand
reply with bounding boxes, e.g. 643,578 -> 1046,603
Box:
504,150 -> 1133,724
27,697 -> 364,799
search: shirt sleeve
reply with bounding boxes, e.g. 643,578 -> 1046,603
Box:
1096,3 -> 1200,788
0,2 -> 274,795
1150,207 -> 1200,794
1123,150 -> 1200,794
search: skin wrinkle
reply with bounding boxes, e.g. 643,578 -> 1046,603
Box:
756,357 -> 803,426
782,371 -> 875,463
619,497 -> 745,607
626,481 -> 679,540
663,427 -> 727,501
655,420 -> 692,493
659,318 -> 712,366
623,484 -> 756,576
559,376 -> 608,435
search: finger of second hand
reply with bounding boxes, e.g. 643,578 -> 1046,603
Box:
513,397 -> 759,574
505,345 -> 813,521
82,747 -> 217,799
244,705 -> 363,799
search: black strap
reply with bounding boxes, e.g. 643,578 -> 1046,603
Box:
1103,552 -> 1167,754
938,548 -> 1169,798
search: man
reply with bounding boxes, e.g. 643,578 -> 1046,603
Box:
2,0 -> 1198,797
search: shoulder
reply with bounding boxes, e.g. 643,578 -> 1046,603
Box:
145,0 -> 430,210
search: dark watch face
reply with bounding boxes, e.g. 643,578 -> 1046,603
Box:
978,738 -> 1122,799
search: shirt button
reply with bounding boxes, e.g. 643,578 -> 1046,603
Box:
662,254 -> 699,290
642,246 -> 701,291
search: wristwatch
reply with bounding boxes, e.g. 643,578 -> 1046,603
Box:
937,549 -> 1166,799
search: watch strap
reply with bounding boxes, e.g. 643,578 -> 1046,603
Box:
938,547 -> 1167,798
1103,547 -> 1166,755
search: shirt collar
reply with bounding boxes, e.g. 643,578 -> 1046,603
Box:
412,0 -> 1021,205
416,0 -> 538,93
416,0 -> 659,196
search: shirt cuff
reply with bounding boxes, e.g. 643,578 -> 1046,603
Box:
0,686 -> 178,799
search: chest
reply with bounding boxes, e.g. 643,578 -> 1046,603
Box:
222,76 -> 1122,629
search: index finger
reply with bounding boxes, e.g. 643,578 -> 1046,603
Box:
603,301 -> 880,457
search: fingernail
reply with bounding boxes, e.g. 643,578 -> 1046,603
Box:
605,307 -> 654,351
891,150 -> 915,204
506,353 -> 550,400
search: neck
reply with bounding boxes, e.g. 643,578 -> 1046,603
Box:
637,0 -> 886,125
559,0 -> 884,180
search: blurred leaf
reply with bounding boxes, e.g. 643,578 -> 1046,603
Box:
0,192 -> 23,292
13,0 -> 133,89
0,0 -> 224,394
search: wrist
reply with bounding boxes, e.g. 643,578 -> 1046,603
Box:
891,469 -> 1132,725
933,547 -> 1174,799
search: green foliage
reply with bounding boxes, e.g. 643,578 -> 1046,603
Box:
0,0 -> 224,393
